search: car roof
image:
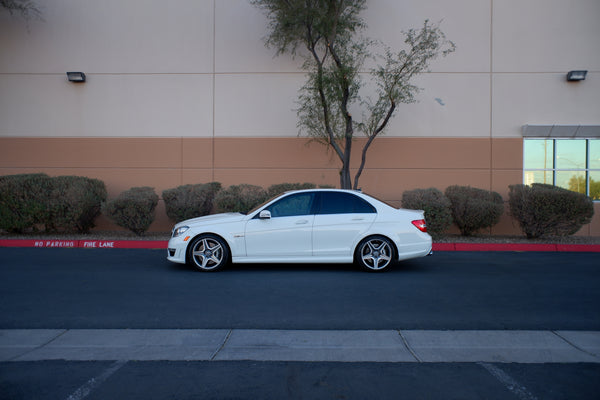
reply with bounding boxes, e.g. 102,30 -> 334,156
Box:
278,188 -> 382,205
283,188 -> 363,194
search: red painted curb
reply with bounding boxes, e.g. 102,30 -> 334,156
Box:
1,240 -> 599,252
454,243 -> 558,252
555,244 -> 600,252
78,240 -> 168,249
0,239 -> 168,249
431,243 -> 456,251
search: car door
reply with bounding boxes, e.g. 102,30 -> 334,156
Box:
312,192 -> 377,258
244,192 -> 316,258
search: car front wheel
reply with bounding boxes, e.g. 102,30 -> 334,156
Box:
187,234 -> 229,271
355,236 -> 395,271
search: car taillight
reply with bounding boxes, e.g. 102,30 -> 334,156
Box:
411,219 -> 427,233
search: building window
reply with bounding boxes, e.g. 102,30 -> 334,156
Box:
524,139 -> 600,200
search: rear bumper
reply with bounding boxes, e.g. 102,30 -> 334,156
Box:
395,235 -> 432,262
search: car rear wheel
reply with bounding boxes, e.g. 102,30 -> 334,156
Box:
355,236 -> 395,271
187,234 -> 229,271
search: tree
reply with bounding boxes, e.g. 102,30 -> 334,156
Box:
0,0 -> 42,21
252,0 -> 454,189
568,175 -> 600,200
592,178 -> 600,200
568,175 -> 586,195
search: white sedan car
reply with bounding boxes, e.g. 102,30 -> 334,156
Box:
167,189 -> 432,272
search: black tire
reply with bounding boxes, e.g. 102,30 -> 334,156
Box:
187,234 -> 229,272
355,236 -> 395,271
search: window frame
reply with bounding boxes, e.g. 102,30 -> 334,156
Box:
523,138 -> 599,200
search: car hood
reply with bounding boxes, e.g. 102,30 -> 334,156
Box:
180,213 -> 247,227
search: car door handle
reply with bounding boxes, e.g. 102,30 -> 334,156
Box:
296,220 -> 309,225
351,217 -> 365,221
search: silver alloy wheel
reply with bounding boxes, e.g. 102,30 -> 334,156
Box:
358,237 -> 393,271
189,235 -> 227,271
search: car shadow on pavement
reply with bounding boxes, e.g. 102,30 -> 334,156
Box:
167,260 -> 429,274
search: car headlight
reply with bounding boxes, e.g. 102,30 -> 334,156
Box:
172,226 -> 190,238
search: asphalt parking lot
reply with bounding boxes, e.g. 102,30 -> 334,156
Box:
1,248 -> 599,330
2,360 -> 599,400
1,248 -> 599,399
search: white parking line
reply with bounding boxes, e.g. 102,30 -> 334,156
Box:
479,362 -> 538,400
66,360 -> 127,400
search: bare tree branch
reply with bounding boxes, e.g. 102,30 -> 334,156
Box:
252,1 -> 454,189
0,0 -> 42,21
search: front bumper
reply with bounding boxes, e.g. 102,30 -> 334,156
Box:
166,236 -> 188,264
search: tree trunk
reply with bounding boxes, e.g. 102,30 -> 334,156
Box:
339,124 -> 353,189
340,165 -> 352,189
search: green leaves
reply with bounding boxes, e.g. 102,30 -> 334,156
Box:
509,184 -> 594,238
252,0 -> 366,57
103,187 -> 159,236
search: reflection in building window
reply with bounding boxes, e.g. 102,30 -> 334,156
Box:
523,139 -> 599,200
523,140 -> 553,185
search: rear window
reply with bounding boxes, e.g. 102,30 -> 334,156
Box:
317,192 -> 376,214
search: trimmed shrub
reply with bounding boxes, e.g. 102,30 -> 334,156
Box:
445,185 -> 504,236
162,182 -> 222,223
0,173 -> 52,233
267,182 -> 316,197
508,183 -> 594,238
103,187 -> 159,235
401,188 -> 453,236
214,184 -> 268,214
47,176 -> 107,233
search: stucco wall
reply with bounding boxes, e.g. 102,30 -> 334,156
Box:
2,0 -> 598,139
1,0 -> 598,234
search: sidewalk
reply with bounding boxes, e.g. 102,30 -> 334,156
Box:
2,329 -> 599,363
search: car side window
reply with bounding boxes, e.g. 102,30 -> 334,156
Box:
317,192 -> 376,215
267,193 -> 315,218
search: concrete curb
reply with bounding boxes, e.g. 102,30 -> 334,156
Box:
1,239 -> 600,252
1,329 -> 599,363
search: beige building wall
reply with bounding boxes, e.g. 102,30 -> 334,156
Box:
1,0 -> 599,234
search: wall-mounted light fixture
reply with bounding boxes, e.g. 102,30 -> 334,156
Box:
566,70 -> 587,82
66,72 -> 86,82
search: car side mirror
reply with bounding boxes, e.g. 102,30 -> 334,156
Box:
259,210 -> 271,220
